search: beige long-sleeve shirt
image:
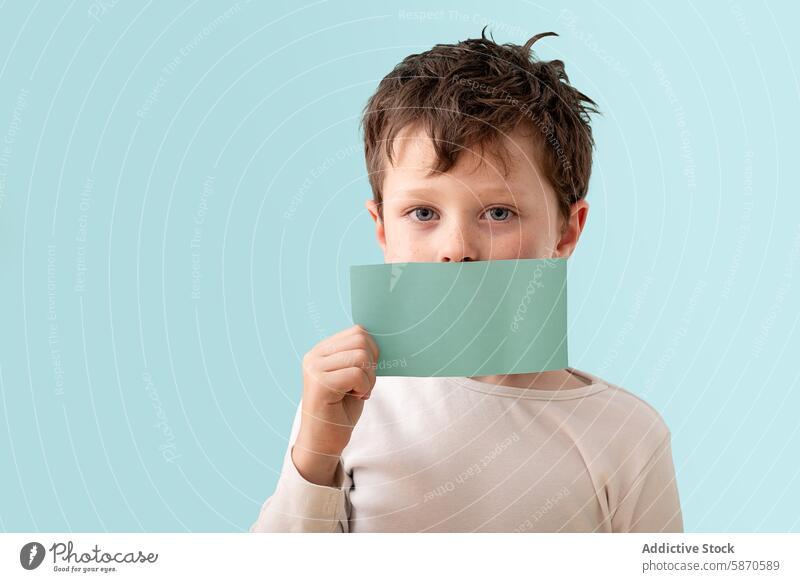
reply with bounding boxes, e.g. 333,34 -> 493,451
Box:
250,367 -> 683,533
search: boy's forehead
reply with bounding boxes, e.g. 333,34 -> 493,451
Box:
384,123 -> 542,192
388,124 -> 439,167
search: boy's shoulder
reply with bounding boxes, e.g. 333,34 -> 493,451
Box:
574,370 -> 674,475
589,373 -> 672,440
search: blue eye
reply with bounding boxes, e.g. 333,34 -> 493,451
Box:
486,207 -> 514,221
405,206 -> 515,222
411,207 -> 437,221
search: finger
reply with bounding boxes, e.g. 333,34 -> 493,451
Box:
317,366 -> 371,398
315,325 -> 363,356
319,329 -> 377,362
352,327 -> 378,398
358,358 -> 376,400
357,325 -> 380,364
320,348 -> 374,373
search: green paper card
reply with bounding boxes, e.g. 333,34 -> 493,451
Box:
349,258 -> 569,377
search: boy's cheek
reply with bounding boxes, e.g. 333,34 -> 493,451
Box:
384,225 -> 423,260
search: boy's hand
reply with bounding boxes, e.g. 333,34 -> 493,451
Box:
292,324 -> 378,485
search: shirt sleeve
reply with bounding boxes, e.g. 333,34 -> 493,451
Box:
249,399 -> 351,533
611,431 -> 684,533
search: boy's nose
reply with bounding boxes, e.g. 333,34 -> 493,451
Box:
437,227 -> 479,262
441,255 -> 475,262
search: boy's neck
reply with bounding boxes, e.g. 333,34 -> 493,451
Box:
468,368 -> 590,391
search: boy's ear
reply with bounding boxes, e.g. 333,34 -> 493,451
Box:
365,199 -> 387,254
554,200 -> 589,258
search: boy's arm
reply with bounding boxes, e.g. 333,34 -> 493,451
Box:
249,399 -> 351,533
611,431 -> 684,533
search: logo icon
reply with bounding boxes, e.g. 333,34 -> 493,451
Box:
389,262 -> 406,292
20,542 -> 46,570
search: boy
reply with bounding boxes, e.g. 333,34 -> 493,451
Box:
250,29 -> 683,533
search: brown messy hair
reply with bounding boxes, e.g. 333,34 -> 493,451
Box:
360,27 -> 599,230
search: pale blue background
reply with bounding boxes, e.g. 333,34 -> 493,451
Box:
0,0 -> 798,532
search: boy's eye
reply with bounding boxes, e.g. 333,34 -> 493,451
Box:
409,207 -> 438,221
485,207 -> 514,221
404,206 -> 516,222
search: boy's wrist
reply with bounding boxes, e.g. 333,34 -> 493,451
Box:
291,439 -> 342,487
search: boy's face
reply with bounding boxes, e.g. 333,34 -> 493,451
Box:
367,126 -> 589,263
366,123 -> 588,263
